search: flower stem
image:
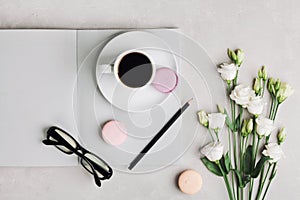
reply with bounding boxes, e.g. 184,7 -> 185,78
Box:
231,107 -> 238,169
240,137 -> 246,200
254,137 -> 261,163
266,101 -> 279,143
227,127 -> 237,200
233,131 -> 240,200
268,97 -> 275,119
256,97 -> 278,200
270,101 -> 276,120
272,102 -> 279,120
237,106 -> 244,200
217,162 -> 235,200
261,179 -> 272,200
233,71 -> 238,86
249,179 -> 254,200
253,137 -> 263,200
249,116 -> 257,200
239,106 -> 243,130
228,82 -> 239,199
262,164 -> 272,187
257,100 -> 279,200
227,83 -> 237,200
261,164 -> 277,200
261,80 -> 266,97
240,136 -> 245,172
231,174 -> 236,200
208,129 -> 215,141
227,128 -> 232,158
256,164 -> 272,200
214,129 -> 220,142
241,189 -> 244,200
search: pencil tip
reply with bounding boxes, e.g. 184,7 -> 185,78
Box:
187,98 -> 193,104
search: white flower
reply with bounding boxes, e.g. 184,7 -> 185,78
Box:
230,84 -> 255,107
217,63 -> 238,81
255,116 -> 276,137
198,110 -> 209,127
208,113 -> 226,130
262,143 -> 284,163
247,96 -> 265,115
276,82 -> 294,103
201,142 -> 224,162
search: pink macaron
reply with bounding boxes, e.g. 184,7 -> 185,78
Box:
101,120 -> 127,146
152,67 -> 178,93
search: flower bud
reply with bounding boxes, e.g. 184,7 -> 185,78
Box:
261,66 -> 268,81
227,48 -> 237,63
246,118 -> 254,134
253,78 -> 262,95
276,82 -> 294,103
277,127 -> 286,144
197,110 -> 209,127
235,49 -> 244,66
268,78 -> 276,96
267,77 -> 274,90
258,69 -> 263,79
217,104 -> 225,114
241,120 -> 247,137
241,119 -> 253,137
275,79 -> 281,91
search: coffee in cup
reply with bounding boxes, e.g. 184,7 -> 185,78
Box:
99,50 -> 155,89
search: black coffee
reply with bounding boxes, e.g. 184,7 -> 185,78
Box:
117,52 -> 153,88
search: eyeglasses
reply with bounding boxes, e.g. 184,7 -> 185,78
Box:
42,126 -> 113,187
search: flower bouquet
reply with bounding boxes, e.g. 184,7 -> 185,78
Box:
198,49 -> 293,200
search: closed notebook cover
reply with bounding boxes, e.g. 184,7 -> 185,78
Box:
0,30 -> 78,166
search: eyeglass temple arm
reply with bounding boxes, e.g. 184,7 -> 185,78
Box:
42,139 -> 60,146
81,157 -> 102,187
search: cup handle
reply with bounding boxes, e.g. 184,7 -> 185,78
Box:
98,64 -> 114,73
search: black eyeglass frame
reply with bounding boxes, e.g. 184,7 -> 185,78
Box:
42,126 -> 113,187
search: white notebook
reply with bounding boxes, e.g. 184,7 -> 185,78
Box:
0,29 -> 182,167
0,30 -> 78,166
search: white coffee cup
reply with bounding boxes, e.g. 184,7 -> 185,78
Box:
98,49 -> 156,89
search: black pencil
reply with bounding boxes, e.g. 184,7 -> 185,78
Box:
128,98 -> 193,170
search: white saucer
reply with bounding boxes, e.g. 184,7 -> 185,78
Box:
96,31 -> 177,112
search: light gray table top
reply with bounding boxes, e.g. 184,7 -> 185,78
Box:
0,0 -> 299,199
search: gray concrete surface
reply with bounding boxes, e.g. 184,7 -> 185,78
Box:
0,0 -> 299,199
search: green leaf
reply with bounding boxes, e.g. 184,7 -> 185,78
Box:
224,153 -> 231,172
220,152 -> 231,174
243,145 -> 253,174
251,156 -> 271,178
270,169 -> 277,180
234,170 -> 250,188
201,157 -> 222,177
233,170 -> 243,187
235,114 -> 241,131
242,175 -> 251,187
